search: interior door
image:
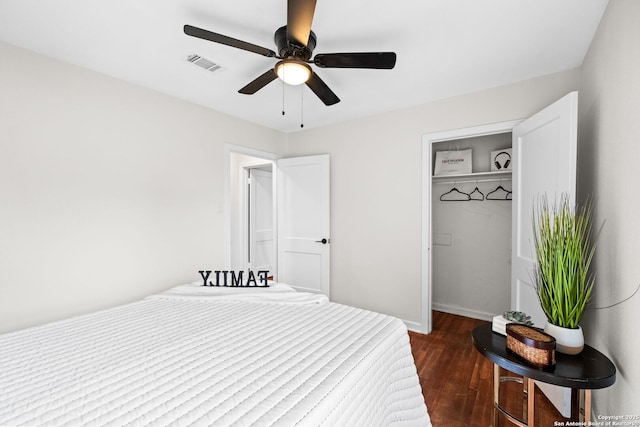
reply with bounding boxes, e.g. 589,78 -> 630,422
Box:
248,167 -> 274,277
511,91 -> 578,325
277,154 -> 330,296
511,91 -> 578,417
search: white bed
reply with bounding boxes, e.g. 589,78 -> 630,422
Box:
0,282 -> 430,426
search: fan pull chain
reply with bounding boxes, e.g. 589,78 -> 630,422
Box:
282,79 -> 285,116
300,85 -> 304,128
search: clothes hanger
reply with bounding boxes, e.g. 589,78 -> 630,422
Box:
469,186 -> 485,201
440,186 -> 471,201
486,183 -> 512,200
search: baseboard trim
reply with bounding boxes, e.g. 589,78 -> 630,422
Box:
402,305 -> 499,334
402,319 -> 423,333
432,303 -> 497,322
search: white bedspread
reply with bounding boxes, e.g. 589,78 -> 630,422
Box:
0,283 -> 430,426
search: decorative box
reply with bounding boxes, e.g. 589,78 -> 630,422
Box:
506,323 -> 556,367
492,315 -> 509,335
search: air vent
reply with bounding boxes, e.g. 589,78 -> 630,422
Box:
187,54 -> 222,73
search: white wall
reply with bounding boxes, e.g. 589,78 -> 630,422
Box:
287,69 -> 580,326
0,41 -> 287,333
577,0 -> 640,417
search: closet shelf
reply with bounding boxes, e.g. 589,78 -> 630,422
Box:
432,170 -> 511,184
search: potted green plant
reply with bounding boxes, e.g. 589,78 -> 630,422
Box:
533,194 -> 599,355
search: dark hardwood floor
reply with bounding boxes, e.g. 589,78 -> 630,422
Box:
409,311 -> 572,427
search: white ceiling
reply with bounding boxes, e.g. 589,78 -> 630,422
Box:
0,0 -> 609,133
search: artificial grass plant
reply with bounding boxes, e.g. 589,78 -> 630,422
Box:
533,194 -> 599,329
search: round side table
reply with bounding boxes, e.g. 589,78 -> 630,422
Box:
472,323 -> 616,426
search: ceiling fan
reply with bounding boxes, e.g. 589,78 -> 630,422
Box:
184,0 -> 396,106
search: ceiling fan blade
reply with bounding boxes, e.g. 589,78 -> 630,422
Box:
238,69 -> 278,94
184,25 -> 276,58
287,0 -> 317,47
305,72 -> 340,106
314,52 -> 397,69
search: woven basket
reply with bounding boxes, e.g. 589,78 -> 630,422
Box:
506,323 -> 556,367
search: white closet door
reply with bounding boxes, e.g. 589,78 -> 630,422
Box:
511,91 -> 578,418
277,155 -> 330,296
511,91 -> 578,326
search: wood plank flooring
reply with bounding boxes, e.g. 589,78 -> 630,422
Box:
409,311 -> 572,426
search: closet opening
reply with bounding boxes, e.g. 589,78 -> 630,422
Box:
421,120 -> 520,334
431,133 -> 513,321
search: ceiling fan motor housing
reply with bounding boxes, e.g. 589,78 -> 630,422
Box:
274,25 -> 316,60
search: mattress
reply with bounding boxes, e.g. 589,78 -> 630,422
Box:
0,282 -> 430,426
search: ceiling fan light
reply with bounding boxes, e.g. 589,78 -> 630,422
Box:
275,60 -> 311,85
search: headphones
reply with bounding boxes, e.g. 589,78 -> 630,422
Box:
494,151 -> 511,170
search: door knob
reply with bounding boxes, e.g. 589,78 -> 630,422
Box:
315,238 -> 329,244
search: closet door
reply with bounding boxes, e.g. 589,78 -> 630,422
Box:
511,91 -> 578,326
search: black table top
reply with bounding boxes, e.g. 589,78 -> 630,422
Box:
472,323 -> 616,389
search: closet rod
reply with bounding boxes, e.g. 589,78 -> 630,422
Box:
433,177 -> 510,185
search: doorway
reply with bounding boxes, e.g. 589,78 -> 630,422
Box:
247,165 -> 274,277
421,121 -> 521,334
430,132 -> 514,321
225,144 -> 279,277
224,145 -> 331,296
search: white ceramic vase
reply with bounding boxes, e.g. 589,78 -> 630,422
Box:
544,322 -> 584,355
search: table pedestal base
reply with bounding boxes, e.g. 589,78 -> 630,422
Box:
493,364 -> 592,426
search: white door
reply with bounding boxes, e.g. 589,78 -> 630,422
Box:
277,154 -> 330,296
249,167 -> 274,277
511,91 -> 578,325
511,91 -> 578,417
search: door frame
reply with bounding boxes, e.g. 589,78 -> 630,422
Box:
245,165 -> 274,275
224,144 -> 281,273
421,120 -> 521,334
